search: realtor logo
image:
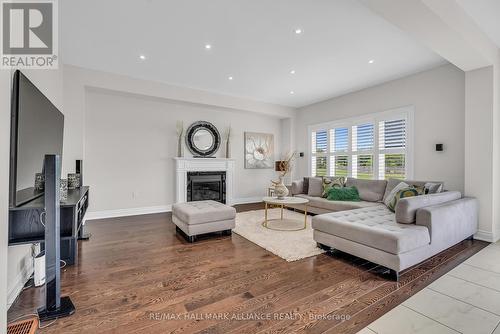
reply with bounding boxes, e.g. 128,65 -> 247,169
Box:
1,0 -> 58,69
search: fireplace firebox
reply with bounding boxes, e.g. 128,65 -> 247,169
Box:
187,171 -> 226,204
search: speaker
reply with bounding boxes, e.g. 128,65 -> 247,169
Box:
76,160 -> 83,185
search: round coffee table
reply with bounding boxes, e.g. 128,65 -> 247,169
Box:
262,196 -> 309,231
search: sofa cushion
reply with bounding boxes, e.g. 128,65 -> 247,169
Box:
395,191 -> 462,224
346,178 -> 387,202
307,177 -> 323,197
312,205 -> 431,254
172,200 -> 236,225
291,179 -> 304,195
383,178 -> 444,202
296,194 -> 378,211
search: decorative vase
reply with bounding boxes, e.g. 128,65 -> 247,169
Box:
177,135 -> 184,157
274,177 -> 289,199
60,179 -> 68,202
225,139 -> 231,158
34,173 -> 45,191
68,173 -> 80,189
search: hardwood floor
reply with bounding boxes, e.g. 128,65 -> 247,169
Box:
8,203 -> 488,333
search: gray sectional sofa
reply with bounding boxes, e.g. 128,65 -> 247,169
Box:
290,177 -> 478,280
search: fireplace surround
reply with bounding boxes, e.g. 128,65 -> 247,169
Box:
174,158 -> 235,205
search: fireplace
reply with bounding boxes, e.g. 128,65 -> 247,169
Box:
187,171 -> 226,204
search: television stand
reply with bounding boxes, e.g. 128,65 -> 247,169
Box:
9,186 -> 90,265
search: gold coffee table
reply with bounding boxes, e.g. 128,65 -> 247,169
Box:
262,196 -> 309,231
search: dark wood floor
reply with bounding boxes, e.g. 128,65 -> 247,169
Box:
8,203 -> 488,334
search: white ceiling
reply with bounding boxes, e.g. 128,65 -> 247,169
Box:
61,0 -> 445,108
456,0 -> 500,49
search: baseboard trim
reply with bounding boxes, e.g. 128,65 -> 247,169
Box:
232,197 -> 263,205
8,258 -> 33,309
85,198 -> 265,222
474,229 -> 495,242
85,205 -> 172,221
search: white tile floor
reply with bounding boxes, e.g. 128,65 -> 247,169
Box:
358,242 -> 500,334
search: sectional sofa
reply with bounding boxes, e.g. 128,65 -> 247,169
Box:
290,177 -> 478,280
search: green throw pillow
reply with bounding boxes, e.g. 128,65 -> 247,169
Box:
322,176 -> 346,198
387,187 -> 419,212
327,186 -> 360,202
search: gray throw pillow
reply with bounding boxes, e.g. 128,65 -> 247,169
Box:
307,177 -> 323,197
303,177 -> 310,194
424,182 -> 443,194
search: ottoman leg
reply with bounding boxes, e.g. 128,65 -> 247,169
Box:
317,242 -> 331,251
176,226 -> 196,243
224,229 -> 232,236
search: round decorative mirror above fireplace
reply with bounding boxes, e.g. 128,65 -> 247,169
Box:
185,121 -> 221,157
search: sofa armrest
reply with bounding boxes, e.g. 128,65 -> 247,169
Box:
416,197 -> 478,243
395,191 -> 461,224
291,180 -> 304,195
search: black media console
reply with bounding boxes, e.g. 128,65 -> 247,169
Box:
8,186 -> 89,265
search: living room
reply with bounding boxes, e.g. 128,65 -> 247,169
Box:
1,0 -> 500,333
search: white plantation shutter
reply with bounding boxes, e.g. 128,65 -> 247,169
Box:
378,119 -> 406,179
352,124 -> 374,179
309,107 -> 411,180
311,130 -> 328,176
330,127 -> 348,176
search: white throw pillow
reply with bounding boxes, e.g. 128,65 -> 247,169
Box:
383,182 -> 410,207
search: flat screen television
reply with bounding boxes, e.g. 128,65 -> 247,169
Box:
9,70 -> 64,207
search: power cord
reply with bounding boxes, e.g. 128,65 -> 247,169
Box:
39,210 -> 46,227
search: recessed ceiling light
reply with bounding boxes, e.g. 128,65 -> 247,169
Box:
290,70 -> 296,74
294,28 -> 303,34
368,59 -> 375,64
139,55 -> 146,60
205,44 -> 212,49
290,91 -> 295,95
228,76 -> 233,80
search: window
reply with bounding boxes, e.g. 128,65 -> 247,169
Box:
309,107 -> 413,180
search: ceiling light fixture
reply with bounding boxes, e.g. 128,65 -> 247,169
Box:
368,59 -> 375,64
294,28 -> 303,34
228,76 -> 233,80
139,55 -> 146,60
290,70 -> 296,74
290,91 -> 295,95
205,44 -> 212,49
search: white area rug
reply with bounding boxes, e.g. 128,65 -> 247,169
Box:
233,209 -> 325,262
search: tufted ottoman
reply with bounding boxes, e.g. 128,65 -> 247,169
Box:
172,200 -> 236,242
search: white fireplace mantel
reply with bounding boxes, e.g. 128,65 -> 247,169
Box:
173,157 -> 235,205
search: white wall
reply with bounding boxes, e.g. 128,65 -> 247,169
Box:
465,66 -> 495,241
496,52 -> 500,240
0,69 -> 11,334
84,89 -> 282,215
294,64 -> 465,193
